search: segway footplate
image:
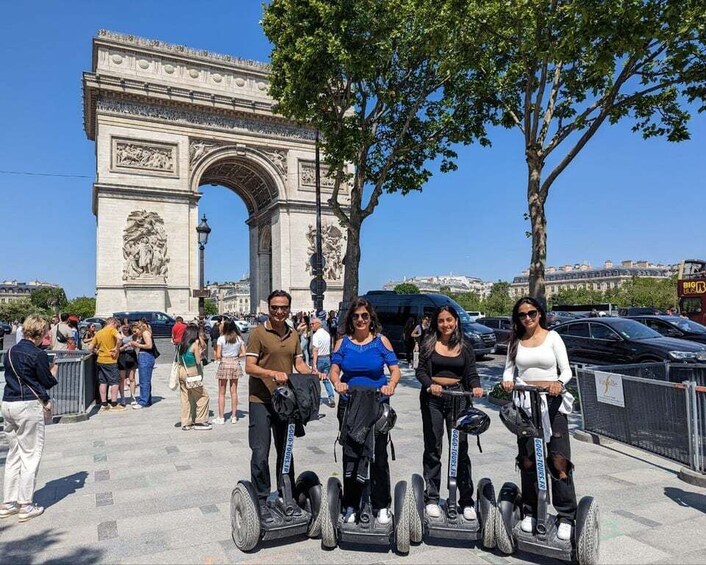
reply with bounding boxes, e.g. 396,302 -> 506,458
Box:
513,518 -> 573,561
426,500 -> 482,541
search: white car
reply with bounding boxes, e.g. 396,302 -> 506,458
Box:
234,320 -> 250,333
465,311 -> 485,322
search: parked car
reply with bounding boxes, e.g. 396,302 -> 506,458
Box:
627,315 -> 706,345
476,316 -> 512,352
78,317 -> 106,332
112,311 -> 176,337
465,311 -> 485,322
553,317 -> 706,365
356,291 -> 496,358
619,307 -> 665,316
234,320 -> 250,333
0,321 -> 11,335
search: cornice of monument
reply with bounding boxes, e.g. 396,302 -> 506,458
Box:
95,30 -> 270,75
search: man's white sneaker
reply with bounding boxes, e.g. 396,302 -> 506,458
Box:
213,417 -> 225,425
377,508 -> 391,525
557,522 -> 572,541
425,503 -> 441,518
520,515 -> 536,533
463,506 -> 477,521
0,503 -> 19,518
343,507 -> 356,523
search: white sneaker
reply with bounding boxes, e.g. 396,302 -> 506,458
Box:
426,503 -> 441,518
463,506 -> 477,521
557,522 -> 572,541
521,515 -> 536,533
18,504 -> 44,522
343,507 -> 356,523
377,508 -> 391,525
213,417 -> 225,425
231,416 -> 237,424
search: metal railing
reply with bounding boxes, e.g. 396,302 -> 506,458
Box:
576,363 -> 706,474
1,349 -> 98,420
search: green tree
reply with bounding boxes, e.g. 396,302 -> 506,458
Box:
484,281 -> 514,316
393,283 -> 420,294
619,276 -> 677,310
0,299 -> 46,322
450,291 -> 484,312
30,287 -> 67,314
66,297 -> 96,319
452,0 -> 706,301
551,287 -> 605,308
263,0 -> 489,302
204,299 -> 219,316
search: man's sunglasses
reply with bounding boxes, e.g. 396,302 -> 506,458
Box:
518,310 -> 539,320
352,312 -> 370,320
269,305 -> 290,312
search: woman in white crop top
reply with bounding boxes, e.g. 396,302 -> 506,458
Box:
501,297 -> 577,541
214,320 -> 246,424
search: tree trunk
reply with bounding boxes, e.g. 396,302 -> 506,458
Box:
527,160 -> 548,306
342,220 -> 361,305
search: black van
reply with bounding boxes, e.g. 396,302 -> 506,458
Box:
350,291 -> 496,358
112,311 -> 176,337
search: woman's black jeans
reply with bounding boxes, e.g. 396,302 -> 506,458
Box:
516,395 -> 577,523
337,398 -> 391,511
420,389 -> 474,508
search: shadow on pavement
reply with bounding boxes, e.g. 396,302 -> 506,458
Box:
1,528 -> 104,564
664,486 -> 706,514
34,471 -> 89,509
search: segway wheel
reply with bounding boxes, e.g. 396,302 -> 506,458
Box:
295,471 -> 323,538
320,477 -> 341,550
231,481 -> 261,552
476,477 -> 497,549
576,496 -> 600,565
393,480 -> 411,555
495,482 -> 521,555
409,473 -> 425,544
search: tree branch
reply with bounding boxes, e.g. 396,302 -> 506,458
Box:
537,62 -> 563,146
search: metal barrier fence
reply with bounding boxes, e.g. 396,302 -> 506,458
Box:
576,363 -> 706,475
1,349 -> 98,420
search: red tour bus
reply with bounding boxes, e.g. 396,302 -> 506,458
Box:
677,259 -> 706,325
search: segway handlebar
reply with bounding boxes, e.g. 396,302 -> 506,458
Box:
426,387 -> 487,397
512,384 -> 550,393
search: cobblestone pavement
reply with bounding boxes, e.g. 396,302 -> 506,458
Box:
1,351 -> 706,564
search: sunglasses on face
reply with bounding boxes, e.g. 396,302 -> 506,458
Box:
352,312 -> 370,321
269,305 -> 290,312
518,310 -> 539,320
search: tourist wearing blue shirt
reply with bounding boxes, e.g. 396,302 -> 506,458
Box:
329,297 -> 401,526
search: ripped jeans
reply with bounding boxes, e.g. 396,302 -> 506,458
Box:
516,395 -> 577,523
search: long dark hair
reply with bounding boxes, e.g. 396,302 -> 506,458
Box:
421,306 -> 466,358
508,296 -> 548,362
221,319 -> 241,344
178,324 -> 200,355
342,297 -> 380,336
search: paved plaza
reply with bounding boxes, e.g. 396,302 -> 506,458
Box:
1,349 -> 706,564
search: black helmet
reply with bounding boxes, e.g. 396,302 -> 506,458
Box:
499,402 -> 539,438
272,386 -> 298,421
455,406 -> 491,435
374,403 -> 397,434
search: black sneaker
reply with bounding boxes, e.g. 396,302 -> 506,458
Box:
259,503 -> 274,523
193,422 -> 213,430
327,397 -> 336,408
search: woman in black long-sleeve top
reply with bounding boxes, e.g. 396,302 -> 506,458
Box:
415,306 -> 484,521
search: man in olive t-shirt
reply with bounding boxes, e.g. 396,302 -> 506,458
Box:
93,318 -> 126,412
245,290 -> 316,521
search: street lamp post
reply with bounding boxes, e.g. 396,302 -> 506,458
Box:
310,130 -> 326,313
196,214 -> 212,318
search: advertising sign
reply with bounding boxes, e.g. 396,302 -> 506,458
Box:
594,371 -> 625,408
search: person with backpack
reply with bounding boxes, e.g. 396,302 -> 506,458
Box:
50,313 -> 73,351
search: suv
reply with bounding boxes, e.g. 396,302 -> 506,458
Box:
354,291 -> 496,358
112,311 -> 176,337
619,307 -> 665,316
476,316 -> 512,352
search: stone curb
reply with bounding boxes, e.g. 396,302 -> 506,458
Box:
573,430 -> 614,445
678,467 -> 706,488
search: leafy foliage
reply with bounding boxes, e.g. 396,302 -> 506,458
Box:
66,297 -> 96,319
30,287 -> 67,313
448,0 -> 706,299
0,299 -> 46,322
550,276 -> 677,310
263,0 -> 490,301
204,299 -> 219,316
393,283 -> 420,294
444,281 -> 514,316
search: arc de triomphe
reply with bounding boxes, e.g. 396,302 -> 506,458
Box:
83,30 -> 347,317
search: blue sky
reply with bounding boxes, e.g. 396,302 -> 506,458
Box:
1,1 -> 705,300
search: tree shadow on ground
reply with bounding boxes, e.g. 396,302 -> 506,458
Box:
664,486 -> 706,514
34,471 -> 89,509
1,528 -> 104,564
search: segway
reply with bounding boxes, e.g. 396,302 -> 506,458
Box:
495,384 -> 599,565
409,389 -> 498,549
319,389 -> 412,554
231,386 -> 322,552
